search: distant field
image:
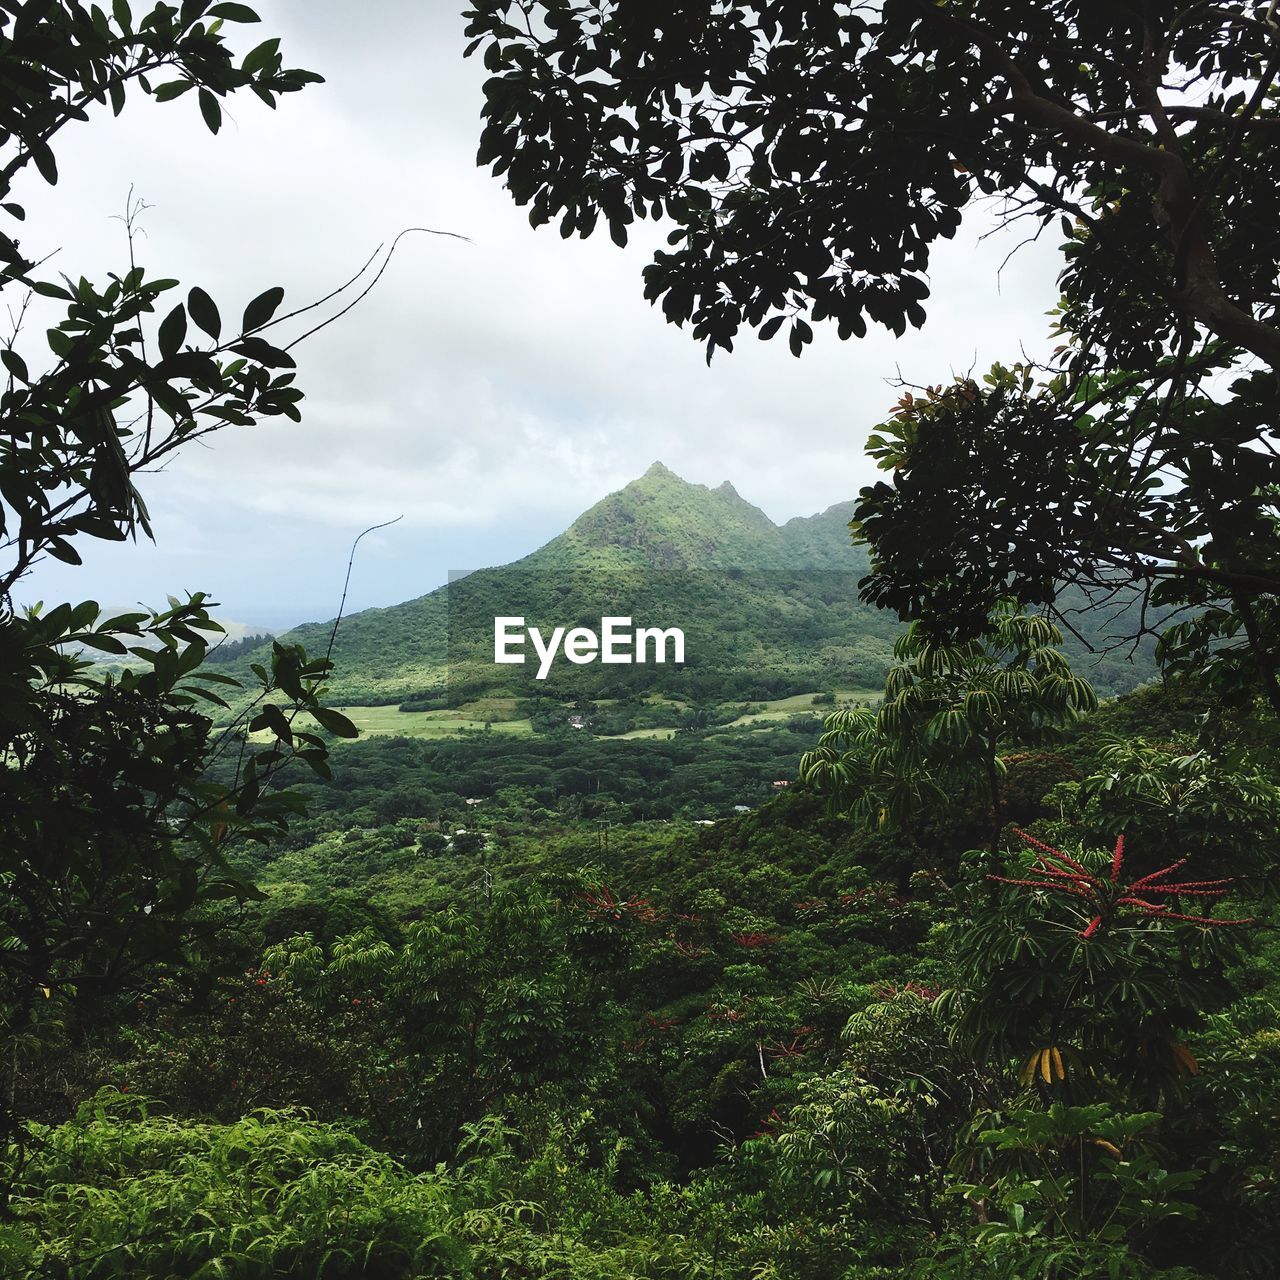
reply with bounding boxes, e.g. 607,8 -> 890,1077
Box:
331,706 -> 534,739
600,727 -> 679,741
723,688 -> 879,728
310,689 -> 877,742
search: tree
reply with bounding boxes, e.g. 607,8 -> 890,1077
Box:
264,889 -> 626,1164
0,1 -> 361,1163
462,1 -> 1280,707
1068,737 -> 1280,879
798,608 -> 1096,843
948,828 -> 1248,1086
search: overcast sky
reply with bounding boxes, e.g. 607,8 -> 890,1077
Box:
16,1 -> 1062,630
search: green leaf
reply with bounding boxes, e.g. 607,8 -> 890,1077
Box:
187,287 -> 221,339
2,348 -> 29,381
185,685 -> 230,708
231,335 -> 294,367
112,0 -> 133,32
30,140 -> 57,185
241,36 -> 280,75
261,702 -> 293,743
158,304 -> 188,358
242,285 -> 284,331
301,754 -> 332,781
72,633 -> 128,655
100,611 -> 149,630
311,707 -> 359,738
47,539 -> 82,565
235,778 -> 261,815
153,80 -> 193,102
210,2 -> 260,20
198,88 -> 222,134
788,318 -> 813,357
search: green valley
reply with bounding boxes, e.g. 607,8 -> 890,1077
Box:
236,463 -> 1158,735
9,5 -> 1280,1279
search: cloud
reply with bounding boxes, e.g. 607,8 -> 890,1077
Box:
14,0 -> 1063,622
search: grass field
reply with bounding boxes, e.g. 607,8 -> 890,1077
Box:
599,727 -> 679,741
304,688 -> 878,743
722,688 -> 879,729
330,706 -> 534,739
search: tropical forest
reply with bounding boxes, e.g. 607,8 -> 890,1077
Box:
3,4 -> 1280,1279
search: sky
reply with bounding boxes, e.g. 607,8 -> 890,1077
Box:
15,1 -> 1063,631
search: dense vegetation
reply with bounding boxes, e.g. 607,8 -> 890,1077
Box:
257,724 -> 820,834
239,463 -> 1160,709
8,676 -> 1280,1279
6,3 -> 1280,1278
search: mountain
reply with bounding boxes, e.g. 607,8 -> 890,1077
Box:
532,461 -> 865,572
249,464 -> 1154,714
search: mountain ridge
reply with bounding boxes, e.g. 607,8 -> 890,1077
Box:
256,464 -> 1152,708
520,462 -> 867,573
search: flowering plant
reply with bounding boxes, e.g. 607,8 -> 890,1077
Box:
990,827 -> 1252,940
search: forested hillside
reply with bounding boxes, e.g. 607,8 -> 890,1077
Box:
6,4 -> 1280,1280
12,674 -> 1280,1279
242,462 -> 1158,711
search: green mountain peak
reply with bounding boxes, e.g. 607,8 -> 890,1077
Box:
528,464 -> 812,571
248,462 -> 1153,708
641,460 -> 679,480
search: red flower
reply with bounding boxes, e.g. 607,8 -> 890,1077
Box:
765,1034 -> 810,1060
751,1108 -> 785,1138
873,980 -> 941,1001
992,828 -> 1252,940
579,885 -> 659,923
707,1003 -> 746,1022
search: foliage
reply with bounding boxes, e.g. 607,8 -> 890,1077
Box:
800,608 -> 1095,837
927,1102 -> 1207,1280
946,834 -> 1246,1098
852,357 -> 1280,711
4,675 -> 1278,1277
4,1096 -> 472,1279
462,0 -> 1280,711
0,594 -> 348,1134
0,1094 -> 912,1279
0,0 -> 358,1163
767,988 -> 979,1235
1070,739 -> 1280,879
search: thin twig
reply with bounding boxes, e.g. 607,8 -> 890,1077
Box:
285,227 -> 471,352
324,515 -> 404,673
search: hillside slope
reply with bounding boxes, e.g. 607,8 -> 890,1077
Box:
249,465 -> 1153,708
